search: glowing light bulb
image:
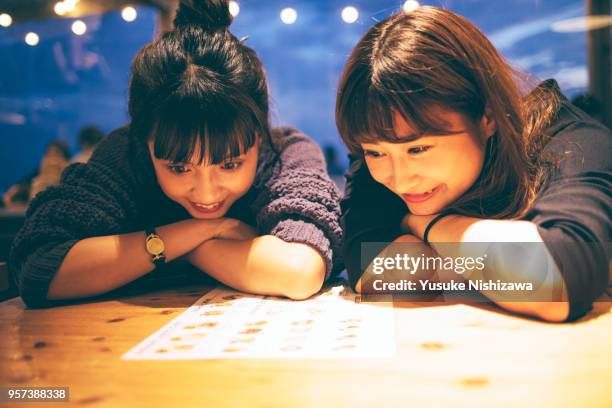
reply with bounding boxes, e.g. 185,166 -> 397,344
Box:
0,13 -> 12,27
64,0 -> 77,12
341,6 -> 359,24
229,1 -> 240,17
54,2 -> 68,16
280,8 -> 297,25
402,0 -> 420,13
121,6 -> 137,22
25,32 -> 40,46
72,20 -> 87,35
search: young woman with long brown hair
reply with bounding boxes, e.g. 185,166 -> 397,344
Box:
336,6 -> 610,322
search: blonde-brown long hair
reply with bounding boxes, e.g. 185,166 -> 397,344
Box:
336,6 -> 559,219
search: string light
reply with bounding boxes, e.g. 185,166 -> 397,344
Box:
54,0 -> 80,16
25,32 -> 40,46
11,1 -> 430,48
63,0 -> 77,13
54,2 -> 68,16
0,13 -> 12,27
121,6 -> 137,22
341,6 -> 359,24
402,0 -> 420,13
229,1 -> 240,17
72,20 -> 87,35
280,8 -> 297,25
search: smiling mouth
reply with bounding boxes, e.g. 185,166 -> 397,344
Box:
402,186 -> 441,203
190,200 -> 224,213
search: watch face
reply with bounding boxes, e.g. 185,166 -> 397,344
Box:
147,236 -> 165,255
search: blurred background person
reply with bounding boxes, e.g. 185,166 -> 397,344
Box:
29,140 -> 71,200
71,126 -> 104,163
2,140 -> 71,208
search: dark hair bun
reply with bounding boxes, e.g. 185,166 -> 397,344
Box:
174,0 -> 233,31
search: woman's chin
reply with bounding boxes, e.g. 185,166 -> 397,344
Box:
407,203 -> 446,216
410,208 -> 436,216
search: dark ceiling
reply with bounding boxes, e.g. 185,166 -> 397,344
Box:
0,0 -> 178,23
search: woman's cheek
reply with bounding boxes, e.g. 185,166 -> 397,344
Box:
366,159 -> 391,187
226,168 -> 255,195
163,174 -> 191,198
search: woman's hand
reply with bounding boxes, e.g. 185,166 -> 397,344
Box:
213,218 -> 258,241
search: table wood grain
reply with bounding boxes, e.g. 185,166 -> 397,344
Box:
1,284 -> 611,408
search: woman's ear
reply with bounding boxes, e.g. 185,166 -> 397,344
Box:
481,107 -> 497,139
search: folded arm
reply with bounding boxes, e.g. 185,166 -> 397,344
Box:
186,235 -> 325,300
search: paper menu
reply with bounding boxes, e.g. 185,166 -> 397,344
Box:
122,284 -> 395,359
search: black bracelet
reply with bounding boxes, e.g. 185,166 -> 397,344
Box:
423,210 -> 456,245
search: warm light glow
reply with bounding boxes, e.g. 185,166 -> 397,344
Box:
280,8 -> 297,25
0,13 -> 12,27
121,6 -> 138,22
72,20 -> 87,35
54,2 -> 68,16
552,15 -> 612,32
63,0 -> 77,12
25,32 -> 39,46
341,6 -> 359,24
402,0 -> 420,13
229,1 -> 240,17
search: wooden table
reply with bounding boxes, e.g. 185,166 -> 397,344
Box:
1,284 -> 611,408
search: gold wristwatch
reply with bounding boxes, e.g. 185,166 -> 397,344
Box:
145,228 -> 166,266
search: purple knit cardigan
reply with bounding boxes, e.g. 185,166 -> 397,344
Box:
9,126 -> 343,308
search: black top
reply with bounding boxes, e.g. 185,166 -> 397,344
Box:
340,80 -> 611,321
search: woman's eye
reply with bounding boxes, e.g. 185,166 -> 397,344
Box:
408,146 -> 432,155
221,161 -> 243,171
364,150 -> 384,158
168,165 -> 189,174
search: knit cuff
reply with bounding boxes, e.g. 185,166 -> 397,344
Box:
270,219 -> 333,281
12,240 -> 79,308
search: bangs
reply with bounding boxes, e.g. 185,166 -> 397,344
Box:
339,83 -> 462,152
149,100 -> 260,165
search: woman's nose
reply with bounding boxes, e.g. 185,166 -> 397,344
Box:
191,168 -> 222,202
389,158 -> 421,193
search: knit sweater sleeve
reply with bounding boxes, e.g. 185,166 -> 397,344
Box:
254,127 -> 343,280
8,130 -> 138,308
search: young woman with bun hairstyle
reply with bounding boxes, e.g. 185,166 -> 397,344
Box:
336,6 -> 611,322
10,0 -> 343,307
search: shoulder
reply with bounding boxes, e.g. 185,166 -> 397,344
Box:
257,127 -> 326,173
270,126 -> 323,155
541,89 -> 612,176
55,125 -> 135,191
527,89 -> 612,217
88,125 -> 131,167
